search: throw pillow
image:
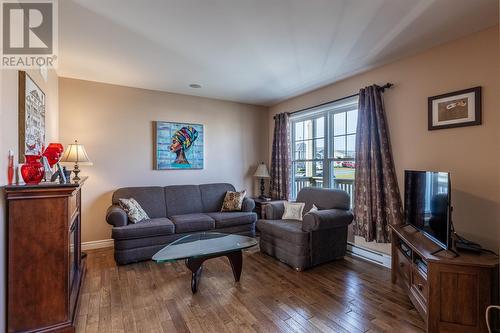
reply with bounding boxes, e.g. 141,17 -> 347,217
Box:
119,198 -> 150,223
221,190 -> 247,212
282,201 -> 305,221
308,204 -> 319,213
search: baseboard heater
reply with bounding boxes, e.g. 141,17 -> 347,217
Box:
346,242 -> 391,268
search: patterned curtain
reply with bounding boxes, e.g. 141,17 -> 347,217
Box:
270,113 -> 291,200
353,85 -> 403,243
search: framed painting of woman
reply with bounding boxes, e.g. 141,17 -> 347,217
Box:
153,121 -> 204,170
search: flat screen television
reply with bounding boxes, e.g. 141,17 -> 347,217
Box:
404,170 -> 452,250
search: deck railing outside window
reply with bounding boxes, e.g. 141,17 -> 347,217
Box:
293,176 -> 354,207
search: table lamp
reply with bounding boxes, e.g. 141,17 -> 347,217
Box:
60,140 -> 92,181
253,162 -> 270,199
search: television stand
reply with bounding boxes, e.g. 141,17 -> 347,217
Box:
391,224 -> 499,333
430,247 -> 459,257
399,223 -> 419,232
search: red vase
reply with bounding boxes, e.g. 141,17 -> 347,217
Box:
42,143 -> 64,167
21,155 -> 45,185
7,153 -> 14,185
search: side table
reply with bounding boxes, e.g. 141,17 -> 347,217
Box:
252,197 -> 282,219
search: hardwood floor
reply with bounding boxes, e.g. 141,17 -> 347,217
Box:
76,247 -> 425,333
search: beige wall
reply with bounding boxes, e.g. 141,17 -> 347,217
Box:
269,26 -> 500,253
0,68 -> 59,332
59,78 -> 269,243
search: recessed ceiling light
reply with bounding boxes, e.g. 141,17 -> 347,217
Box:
189,84 -> 201,88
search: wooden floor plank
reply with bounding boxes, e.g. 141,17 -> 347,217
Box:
76,248 -> 425,333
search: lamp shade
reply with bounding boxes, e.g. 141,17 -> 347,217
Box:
253,162 -> 270,178
60,140 -> 93,165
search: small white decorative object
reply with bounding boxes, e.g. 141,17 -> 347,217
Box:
308,204 -> 319,213
41,156 -> 53,181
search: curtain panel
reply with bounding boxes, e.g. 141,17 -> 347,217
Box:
270,113 -> 291,200
353,85 -> 403,243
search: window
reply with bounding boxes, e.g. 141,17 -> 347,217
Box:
291,96 -> 358,206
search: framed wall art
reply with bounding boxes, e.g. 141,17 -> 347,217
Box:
18,71 -> 46,162
153,121 -> 204,170
428,86 -> 481,130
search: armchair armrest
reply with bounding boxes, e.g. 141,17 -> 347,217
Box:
241,197 -> 255,212
264,201 -> 286,220
106,205 -> 128,227
302,209 -> 354,232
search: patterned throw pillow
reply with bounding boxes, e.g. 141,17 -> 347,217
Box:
118,198 -> 150,223
221,190 -> 247,212
282,201 -> 305,221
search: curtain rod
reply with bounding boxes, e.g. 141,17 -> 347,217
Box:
274,82 -> 393,118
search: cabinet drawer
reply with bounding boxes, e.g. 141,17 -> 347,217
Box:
395,249 -> 411,286
411,268 -> 428,304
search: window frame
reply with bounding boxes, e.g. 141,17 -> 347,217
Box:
290,96 -> 359,199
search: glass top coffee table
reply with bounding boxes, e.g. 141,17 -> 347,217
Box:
152,232 -> 257,293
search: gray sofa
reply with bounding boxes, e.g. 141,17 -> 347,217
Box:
256,187 -> 353,271
106,183 -> 256,264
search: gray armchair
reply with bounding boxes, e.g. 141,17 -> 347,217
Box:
256,187 -> 354,270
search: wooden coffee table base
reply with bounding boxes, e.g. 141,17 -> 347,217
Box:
185,250 -> 243,293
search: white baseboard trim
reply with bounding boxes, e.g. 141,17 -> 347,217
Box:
82,239 -> 114,250
347,242 -> 391,268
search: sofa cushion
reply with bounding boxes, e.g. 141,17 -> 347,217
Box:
112,187 -> 167,218
164,185 -> 204,216
199,183 -> 236,212
207,212 -> 257,228
112,218 -> 175,240
256,219 -> 309,245
170,213 -> 215,233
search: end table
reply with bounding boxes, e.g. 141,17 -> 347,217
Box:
252,197 -> 281,219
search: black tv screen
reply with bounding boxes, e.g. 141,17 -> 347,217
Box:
404,170 -> 451,249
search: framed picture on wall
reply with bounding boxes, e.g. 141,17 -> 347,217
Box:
18,71 -> 46,162
153,121 -> 204,170
428,86 -> 481,130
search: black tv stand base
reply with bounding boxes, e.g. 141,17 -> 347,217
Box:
430,247 -> 459,257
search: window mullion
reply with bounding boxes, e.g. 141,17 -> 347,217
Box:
344,111 -> 348,157
324,111 -> 329,188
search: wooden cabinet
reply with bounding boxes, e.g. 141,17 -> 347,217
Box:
391,225 -> 499,333
5,178 -> 87,333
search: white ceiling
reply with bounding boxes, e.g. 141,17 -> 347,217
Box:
59,0 -> 499,106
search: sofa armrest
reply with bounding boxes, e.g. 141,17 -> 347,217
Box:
302,209 -> 354,232
106,205 -> 128,227
264,201 -> 286,220
241,197 -> 255,212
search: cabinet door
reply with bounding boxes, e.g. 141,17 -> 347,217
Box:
428,263 -> 492,333
8,197 -> 69,331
